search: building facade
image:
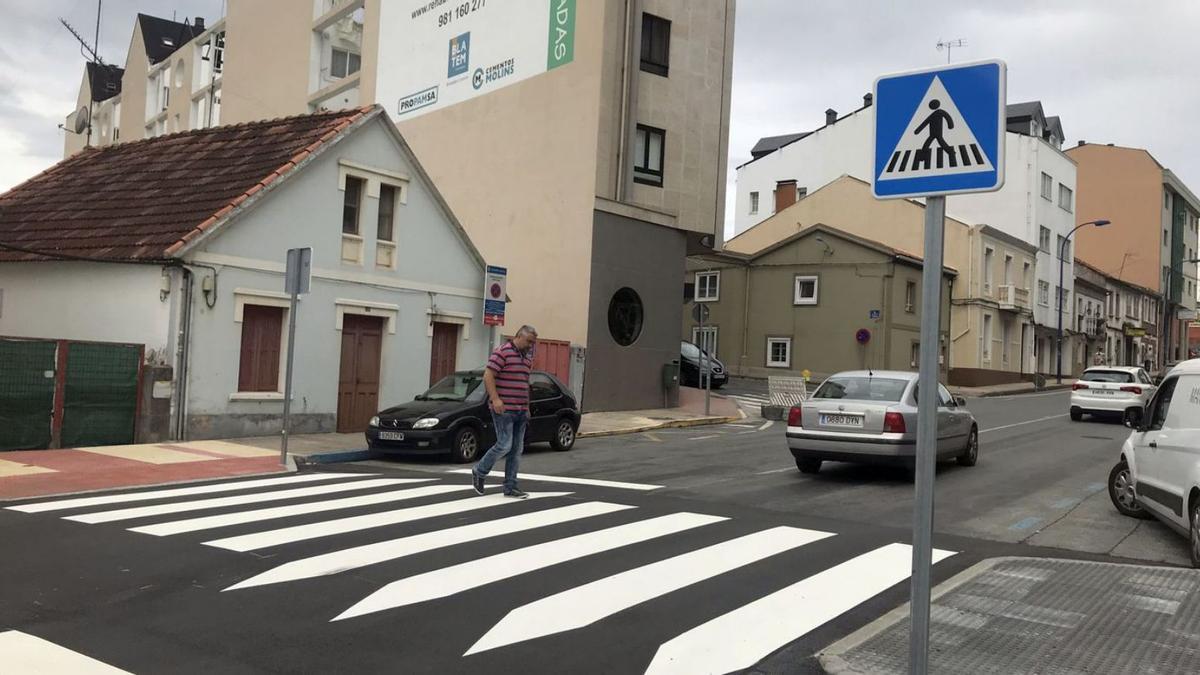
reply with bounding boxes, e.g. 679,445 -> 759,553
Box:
63,1 -> 736,412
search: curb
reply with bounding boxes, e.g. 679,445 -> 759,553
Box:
299,448 -> 379,464
578,412 -> 745,439
950,383 -> 1073,398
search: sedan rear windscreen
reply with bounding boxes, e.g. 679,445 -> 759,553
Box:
813,377 -> 909,402
1080,370 -> 1134,383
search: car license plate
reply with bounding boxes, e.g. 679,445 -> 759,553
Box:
820,414 -> 863,428
1092,389 -> 1114,395
378,431 -> 405,441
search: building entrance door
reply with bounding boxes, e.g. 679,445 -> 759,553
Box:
337,314 -> 384,433
430,322 -> 459,385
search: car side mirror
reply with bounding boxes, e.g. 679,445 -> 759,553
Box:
1153,376 -> 1163,386
1124,406 -> 1144,430
953,396 -> 967,408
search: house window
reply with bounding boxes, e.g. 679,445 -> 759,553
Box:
695,271 -> 719,302
608,287 -> 644,346
238,305 -> 284,392
1040,172 -> 1052,200
982,314 -> 992,361
1001,321 -> 1011,364
910,342 -> 920,369
1056,235 -> 1070,261
796,186 -> 808,200
640,14 -> 671,77
343,176 -> 364,234
692,326 -> 718,358
794,275 -> 819,305
1058,184 -> 1073,212
1023,261 -> 1031,289
905,280 -> 916,313
1004,254 -> 1013,285
1038,280 -> 1050,306
633,125 -> 665,187
1163,229 -> 1169,247
377,184 -> 397,241
983,247 -> 994,294
766,337 -> 791,368
1039,226 -> 1051,253
749,191 -> 759,215
331,48 -> 362,79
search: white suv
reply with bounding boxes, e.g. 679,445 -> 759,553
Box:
1107,359 -> 1200,568
1070,366 -> 1157,422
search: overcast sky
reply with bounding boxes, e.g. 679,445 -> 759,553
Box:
3,0 -> 1198,241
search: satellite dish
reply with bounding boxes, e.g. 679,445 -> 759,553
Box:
74,107 -> 90,134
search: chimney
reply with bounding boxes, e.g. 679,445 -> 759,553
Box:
863,93 -> 873,108
775,179 -> 799,213
194,17 -> 205,30
825,108 -> 837,125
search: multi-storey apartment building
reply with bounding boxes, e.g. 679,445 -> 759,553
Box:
734,99 -> 1077,376
1067,142 -> 1200,367
62,1 -> 736,411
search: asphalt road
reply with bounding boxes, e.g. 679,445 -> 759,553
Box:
0,389 -> 1190,674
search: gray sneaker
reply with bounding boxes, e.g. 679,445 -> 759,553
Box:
472,473 -> 485,495
504,488 -> 529,499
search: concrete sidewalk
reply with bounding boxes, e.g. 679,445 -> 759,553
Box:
949,381 -> 1072,398
577,387 -> 743,438
820,556 -> 1200,674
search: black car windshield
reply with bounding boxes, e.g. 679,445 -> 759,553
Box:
681,341 -> 702,359
1080,370 -> 1134,383
813,377 -> 908,402
419,373 -> 483,401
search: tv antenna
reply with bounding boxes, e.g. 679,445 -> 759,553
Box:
936,38 -> 966,64
59,1 -> 104,146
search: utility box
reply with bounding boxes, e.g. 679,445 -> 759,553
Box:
661,360 -> 680,408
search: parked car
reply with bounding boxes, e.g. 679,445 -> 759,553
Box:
785,370 -> 977,477
1069,366 -> 1157,421
365,369 -> 581,463
680,340 -> 727,389
1107,359 -> 1200,568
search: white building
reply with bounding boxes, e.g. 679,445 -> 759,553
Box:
735,99 -> 1077,374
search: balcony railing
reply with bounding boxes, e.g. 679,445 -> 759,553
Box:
997,284 -> 1030,311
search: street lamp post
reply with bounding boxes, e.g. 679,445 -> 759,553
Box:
1058,219 -> 1110,384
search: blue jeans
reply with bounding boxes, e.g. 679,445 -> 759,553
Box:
472,410 -> 527,492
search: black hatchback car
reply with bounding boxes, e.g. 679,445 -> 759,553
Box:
365,369 -> 581,463
680,340 -> 727,389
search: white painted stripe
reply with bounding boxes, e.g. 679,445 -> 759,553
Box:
226,498 -> 619,591
688,435 -> 720,441
128,485 -> 468,536
979,414 -> 1068,434
333,512 -> 726,621
0,630 -> 132,674
757,420 -> 774,431
204,491 -> 573,552
466,526 -> 834,655
64,478 -> 421,524
445,469 -> 661,491
5,473 -> 372,513
644,543 -> 956,674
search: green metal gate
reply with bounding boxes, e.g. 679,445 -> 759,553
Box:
61,342 -> 142,448
0,339 -> 58,451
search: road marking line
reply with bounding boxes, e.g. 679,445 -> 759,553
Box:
758,420 -> 774,432
688,435 -> 720,441
755,467 -> 795,475
444,469 -> 662,491
465,526 -> 834,655
226,498 -> 618,591
128,485 -> 468,536
5,473 -> 371,513
332,512 -> 727,621
644,543 -> 956,675
644,433 -> 663,443
723,424 -> 757,429
979,414 -> 1069,434
0,630 -> 132,674
64,478 -> 423,524
204,491 -> 572,552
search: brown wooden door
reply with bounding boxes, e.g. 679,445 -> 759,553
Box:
337,314 -> 384,433
430,322 -> 459,385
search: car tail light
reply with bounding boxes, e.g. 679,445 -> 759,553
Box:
787,406 -> 803,427
1072,382 -> 1089,391
1120,385 -> 1143,395
883,412 -> 907,434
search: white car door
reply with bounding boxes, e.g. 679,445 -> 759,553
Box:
937,384 -> 968,452
1155,373 -> 1200,531
1133,376 -> 1183,527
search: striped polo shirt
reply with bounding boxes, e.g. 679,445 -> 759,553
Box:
487,341 -> 533,412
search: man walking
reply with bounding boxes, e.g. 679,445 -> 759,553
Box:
472,325 -> 537,498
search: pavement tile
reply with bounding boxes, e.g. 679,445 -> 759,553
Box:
77,444 -> 217,464
0,459 -> 57,478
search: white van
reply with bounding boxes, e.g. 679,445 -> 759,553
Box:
1107,358 -> 1200,568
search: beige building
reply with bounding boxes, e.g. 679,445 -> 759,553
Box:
716,176 -> 1039,385
62,2 -> 735,411
685,224 -> 955,381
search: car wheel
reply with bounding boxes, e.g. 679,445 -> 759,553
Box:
1190,498 -> 1200,569
1070,407 -> 1082,422
1108,460 -> 1152,520
795,458 -> 821,474
550,418 -> 577,452
451,426 -> 481,463
957,428 -> 979,467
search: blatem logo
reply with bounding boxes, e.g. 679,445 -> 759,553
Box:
448,32 -> 470,78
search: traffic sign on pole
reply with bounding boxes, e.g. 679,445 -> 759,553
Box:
280,246 -> 311,468
873,59 -> 1006,674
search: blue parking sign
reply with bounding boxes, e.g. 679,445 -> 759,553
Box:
873,60 -> 1006,199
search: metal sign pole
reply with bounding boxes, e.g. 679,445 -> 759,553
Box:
280,287 -> 299,466
909,195 -> 945,674
700,303 -> 711,416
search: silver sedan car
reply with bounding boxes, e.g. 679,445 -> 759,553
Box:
786,370 -> 978,476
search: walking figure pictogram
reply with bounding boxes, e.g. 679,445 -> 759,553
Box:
915,99 -> 954,154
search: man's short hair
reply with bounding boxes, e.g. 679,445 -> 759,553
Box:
517,325 -> 538,338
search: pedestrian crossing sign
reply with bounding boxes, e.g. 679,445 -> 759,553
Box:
872,60 -> 1006,199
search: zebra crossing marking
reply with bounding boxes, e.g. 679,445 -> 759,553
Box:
466,525 -> 834,655
644,543 -> 955,674
0,630 -> 132,674
333,512 -> 728,621
226,499 -> 620,591
65,478 -> 422,524
445,469 -> 662,491
5,473 -> 368,513
128,484 -> 469,536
